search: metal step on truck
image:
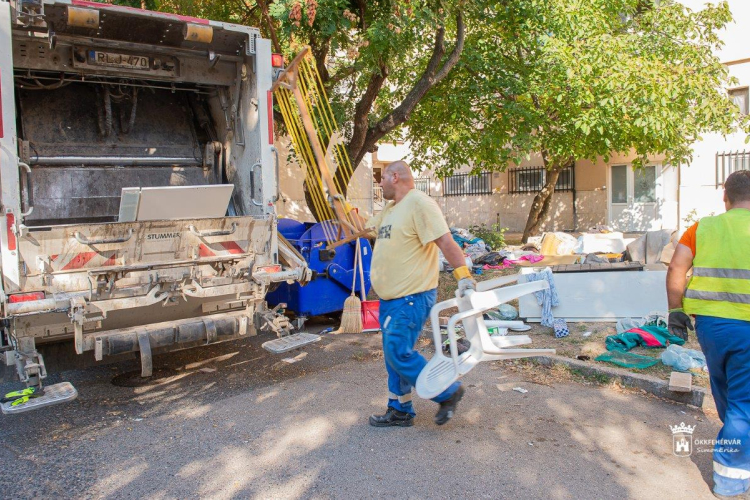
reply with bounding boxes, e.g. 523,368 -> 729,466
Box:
0,0 -> 318,414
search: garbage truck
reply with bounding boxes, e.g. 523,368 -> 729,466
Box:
0,0 -> 318,412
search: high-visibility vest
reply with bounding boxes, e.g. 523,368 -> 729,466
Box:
683,208 -> 750,321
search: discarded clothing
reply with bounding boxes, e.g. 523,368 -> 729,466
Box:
450,227 -> 481,247
515,254 -> 544,264
482,254 -> 545,270
464,241 -> 489,260
483,264 -> 510,270
625,229 -> 678,264
474,252 -> 507,266
525,268 -> 559,327
584,253 -> 610,264
605,325 -> 685,352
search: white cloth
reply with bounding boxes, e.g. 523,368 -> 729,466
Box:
525,267 -> 560,327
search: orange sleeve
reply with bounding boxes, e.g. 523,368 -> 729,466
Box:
678,222 -> 698,256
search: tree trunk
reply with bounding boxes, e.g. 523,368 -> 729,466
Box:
522,165 -> 562,243
256,0 -> 282,54
303,177 -> 329,223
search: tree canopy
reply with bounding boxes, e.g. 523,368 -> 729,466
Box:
115,0 -> 749,236
407,0 -> 750,239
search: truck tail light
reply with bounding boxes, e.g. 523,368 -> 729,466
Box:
6,213 -> 16,251
267,91 -> 274,145
271,53 -> 284,68
257,265 -> 281,274
8,292 -> 45,303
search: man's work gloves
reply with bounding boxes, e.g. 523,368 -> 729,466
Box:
668,308 -> 694,341
453,266 -> 477,297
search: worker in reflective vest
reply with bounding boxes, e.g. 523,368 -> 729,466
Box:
667,170 -> 750,498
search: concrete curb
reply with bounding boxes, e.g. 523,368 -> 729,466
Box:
528,355 -> 707,407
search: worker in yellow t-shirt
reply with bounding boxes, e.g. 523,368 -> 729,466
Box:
365,161 -> 475,427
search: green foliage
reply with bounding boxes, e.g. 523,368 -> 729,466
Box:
267,0 -> 464,139
469,223 -> 507,250
408,0 -> 750,177
683,208 -> 716,226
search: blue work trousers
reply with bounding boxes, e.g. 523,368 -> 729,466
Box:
379,289 -> 461,416
696,315 -> 750,496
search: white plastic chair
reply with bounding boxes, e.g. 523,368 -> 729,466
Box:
416,274 -> 556,399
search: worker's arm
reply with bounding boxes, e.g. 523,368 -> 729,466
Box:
666,243 -> 695,339
666,243 -> 694,309
434,233 -> 476,296
434,233 -> 465,269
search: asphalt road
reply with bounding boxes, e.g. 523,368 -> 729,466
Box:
0,327 -> 720,499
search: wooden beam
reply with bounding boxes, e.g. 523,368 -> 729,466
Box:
325,228 -> 376,250
270,46 -> 310,93
271,46 -> 362,237
290,79 -> 356,236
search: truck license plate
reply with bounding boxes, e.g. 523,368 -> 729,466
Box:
89,50 -> 150,71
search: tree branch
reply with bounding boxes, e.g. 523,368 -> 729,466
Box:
329,64 -> 357,86
309,34 -> 332,84
347,61 -> 390,162
256,0 -> 282,54
352,10 -> 466,165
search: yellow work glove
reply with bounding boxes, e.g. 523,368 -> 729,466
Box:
453,266 -> 476,297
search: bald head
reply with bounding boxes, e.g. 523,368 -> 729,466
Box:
380,160 -> 415,203
385,161 -> 415,187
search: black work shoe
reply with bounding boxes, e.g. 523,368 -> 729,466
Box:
369,408 -> 414,427
434,385 -> 465,426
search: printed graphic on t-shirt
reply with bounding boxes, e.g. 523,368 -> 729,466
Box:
378,224 -> 392,240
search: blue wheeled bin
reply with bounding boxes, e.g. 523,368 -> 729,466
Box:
266,219 -> 372,317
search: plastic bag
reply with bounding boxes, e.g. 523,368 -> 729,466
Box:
485,304 -> 520,321
484,305 -> 518,322
616,311 -> 668,334
616,317 -> 645,334
661,344 -> 707,372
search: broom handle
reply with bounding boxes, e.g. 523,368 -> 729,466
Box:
351,238 -> 359,295
358,239 -> 366,301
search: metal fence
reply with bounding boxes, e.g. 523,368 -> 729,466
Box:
443,172 -> 492,196
716,150 -> 750,187
508,165 -> 575,193
415,177 -> 431,195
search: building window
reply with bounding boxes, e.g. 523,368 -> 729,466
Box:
729,88 -> 749,115
717,150 -> 750,187
415,177 -> 431,195
509,165 -> 575,193
443,172 -> 492,196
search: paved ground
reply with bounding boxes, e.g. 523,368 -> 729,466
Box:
1,326 -> 721,499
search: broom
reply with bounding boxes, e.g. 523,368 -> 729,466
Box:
339,238 -> 364,334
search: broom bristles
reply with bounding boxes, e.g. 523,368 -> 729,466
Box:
340,294 -> 363,333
